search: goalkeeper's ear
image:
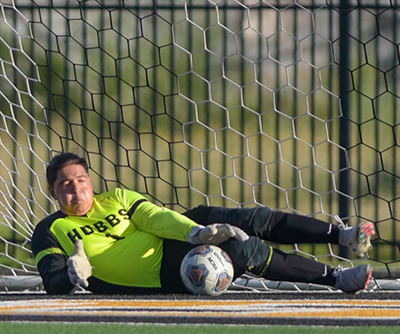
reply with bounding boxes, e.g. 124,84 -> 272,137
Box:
49,186 -> 57,200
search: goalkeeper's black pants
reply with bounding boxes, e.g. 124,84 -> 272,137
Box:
161,206 -> 339,293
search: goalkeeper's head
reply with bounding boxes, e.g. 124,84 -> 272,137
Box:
46,152 -> 94,216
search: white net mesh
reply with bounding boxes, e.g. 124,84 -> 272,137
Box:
0,0 -> 400,291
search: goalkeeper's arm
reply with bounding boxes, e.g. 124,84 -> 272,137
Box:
36,240 -> 92,294
131,200 -> 249,244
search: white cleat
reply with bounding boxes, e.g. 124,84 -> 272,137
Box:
333,264 -> 373,294
336,215 -> 376,258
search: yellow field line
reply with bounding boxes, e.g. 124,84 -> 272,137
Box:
1,298 -> 400,320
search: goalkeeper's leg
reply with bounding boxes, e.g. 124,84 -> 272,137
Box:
220,238 -> 372,294
185,205 -> 339,243
218,237 -> 333,284
184,206 -> 374,257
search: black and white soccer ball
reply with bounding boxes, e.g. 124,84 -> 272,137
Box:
180,245 -> 234,296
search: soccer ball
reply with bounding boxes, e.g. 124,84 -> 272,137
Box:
180,245 -> 234,296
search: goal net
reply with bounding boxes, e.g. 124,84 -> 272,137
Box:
0,0 -> 399,292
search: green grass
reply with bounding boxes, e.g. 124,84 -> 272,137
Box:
1,323 -> 399,334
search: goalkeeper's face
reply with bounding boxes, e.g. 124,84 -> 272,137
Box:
49,163 -> 94,216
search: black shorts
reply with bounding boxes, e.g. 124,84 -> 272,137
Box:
160,206 -> 274,293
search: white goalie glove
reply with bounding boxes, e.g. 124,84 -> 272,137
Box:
66,239 -> 92,288
188,223 -> 249,245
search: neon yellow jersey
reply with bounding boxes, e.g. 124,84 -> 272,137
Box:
32,188 -> 198,288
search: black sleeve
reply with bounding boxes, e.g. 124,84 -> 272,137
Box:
36,253 -> 75,295
31,212 -> 75,295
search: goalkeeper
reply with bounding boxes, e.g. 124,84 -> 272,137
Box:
31,152 -> 375,295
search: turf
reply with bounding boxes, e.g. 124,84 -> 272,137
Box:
0,323 -> 397,334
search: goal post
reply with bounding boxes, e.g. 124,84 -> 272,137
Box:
1,0 -> 400,292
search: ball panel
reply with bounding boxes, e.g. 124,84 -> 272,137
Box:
186,264 -> 209,288
187,245 -> 210,257
215,272 -> 231,292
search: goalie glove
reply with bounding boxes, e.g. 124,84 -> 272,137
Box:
66,239 -> 92,288
188,223 -> 249,245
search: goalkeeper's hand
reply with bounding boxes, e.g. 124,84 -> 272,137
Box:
66,239 -> 92,288
188,224 -> 249,245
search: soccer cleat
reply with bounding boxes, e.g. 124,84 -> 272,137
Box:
336,215 -> 376,258
333,264 -> 373,294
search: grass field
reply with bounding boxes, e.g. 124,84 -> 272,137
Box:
1,323 -> 399,334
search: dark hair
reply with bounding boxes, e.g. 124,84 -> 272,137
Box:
46,152 -> 89,188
